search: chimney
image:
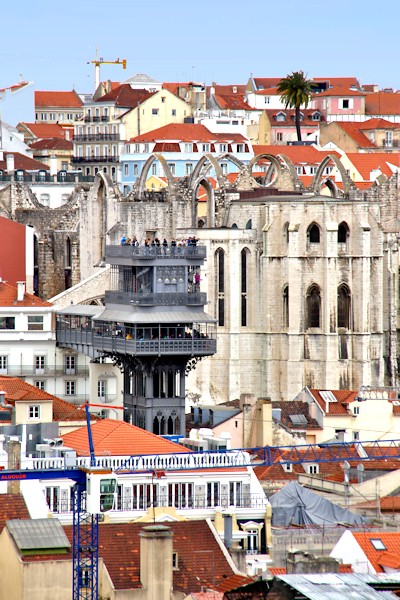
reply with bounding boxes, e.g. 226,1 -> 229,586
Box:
140,525 -> 173,600
17,281 -> 25,302
7,438 -> 21,494
256,397 -> 273,447
49,155 -> 58,177
6,153 -> 15,173
223,513 -> 233,549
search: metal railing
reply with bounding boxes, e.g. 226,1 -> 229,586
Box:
105,290 -> 207,306
83,116 -> 110,123
106,245 -> 206,260
72,155 -> 119,164
0,365 -> 89,377
73,134 -> 120,142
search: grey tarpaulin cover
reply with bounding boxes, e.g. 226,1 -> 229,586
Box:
269,481 -> 365,526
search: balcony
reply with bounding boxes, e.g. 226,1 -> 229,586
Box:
72,155 -> 120,164
106,245 -> 207,260
84,115 -> 110,123
0,365 -> 90,377
105,290 -> 207,306
73,133 -> 120,142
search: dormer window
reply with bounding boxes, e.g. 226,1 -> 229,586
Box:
276,112 -> 286,122
28,405 -> 40,420
311,112 -> 321,121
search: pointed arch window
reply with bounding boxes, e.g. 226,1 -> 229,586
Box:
283,286 -> 289,328
283,222 -> 289,245
241,248 -> 250,326
337,284 -> 351,329
308,223 -> 320,244
338,222 -> 349,251
216,249 -> 225,326
306,284 -> 321,328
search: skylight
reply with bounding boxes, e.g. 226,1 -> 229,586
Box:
320,390 -> 337,403
370,538 -> 386,550
289,414 -> 308,425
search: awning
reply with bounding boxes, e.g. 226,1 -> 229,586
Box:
92,308 -> 217,324
56,305 -> 104,317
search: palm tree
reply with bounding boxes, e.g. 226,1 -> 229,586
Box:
277,71 -> 316,142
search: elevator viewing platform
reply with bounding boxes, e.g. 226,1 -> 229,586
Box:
56,239 -> 217,434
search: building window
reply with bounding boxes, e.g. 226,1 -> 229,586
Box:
124,164 -> 128,176
264,96 -> 270,104
28,405 -> 40,420
172,552 -> 179,570
221,163 -> 228,175
202,144 -> 210,152
35,381 -> 45,390
276,132 -> 283,142
152,108 -> 159,116
171,109 -> 176,117
219,144 -> 227,152
237,144 -> 244,152
133,164 -> 138,176
353,431 -> 360,440
0,355 -> 8,374
308,223 -> 320,244
353,405 -> 360,415
35,355 -> 45,374
338,222 -> 349,245
185,163 -> 193,175
144,143 -> 149,153
307,464 -> 319,475
65,381 -> 76,396
0,317 -> 15,330
152,163 -> 157,175
184,143 -> 193,153
241,248 -> 249,327
28,316 -> 44,331
339,98 -> 353,110
337,284 -> 351,329
283,286 -> 289,328
98,380 -> 106,400
216,248 -> 225,327
306,284 -> 321,329
65,355 -> 76,374
168,163 -> 176,176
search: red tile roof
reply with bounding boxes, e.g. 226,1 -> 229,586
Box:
0,152 -> 49,172
35,90 -> 82,108
19,123 -> 68,140
29,138 -> 73,151
355,496 -> 400,512
269,564 -> 352,575
313,84 -> 365,98
353,531 -> 400,572
253,78 -> 283,90
358,118 -> 400,131
263,108 -> 324,127
365,92 -> 400,116
346,153 -> 399,180
0,281 -> 51,307
334,122 -> 377,148
213,93 -> 252,111
309,389 -> 358,414
253,145 -> 338,165
0,376 -> 94,423
272,401 -> 322,431
130,123 -> 247,143
0,494 -> 30,533
61,418 -> 190,456
96,84 -> 154,107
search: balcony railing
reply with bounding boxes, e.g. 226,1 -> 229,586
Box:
105,290 -> 207,306
84,116 -> 110,123
56,330 -> 216,357
106,245 -> 207,260
73,134 -> 120,142
72,155 -> 120,164
0,365 -> 89,377
55,393 -> 117,405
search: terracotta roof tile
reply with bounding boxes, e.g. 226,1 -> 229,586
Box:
334,122 -> 377,148
61,418 -> 190,456
96,84 -> 154,107
253,145 -> 339,164
358,118 -> 400,130
29,138 -> 73,151
365,92 -> 400,116
313,84 -> 365,98
130,123 -> 247,144
272,400 -> 322,431
353,531 -> 400,572
346,153 -> 399,180
213,93 -> 252,111
309,389 -> 358,414
269,564 -> 352,575
0,376 -> 93,423
263,108 -> 325,127
0,494 -> 30,532
35,90 -> 82,108
0,281 -> 51,307
18,122 -> 67,140
0,152 -> 49,172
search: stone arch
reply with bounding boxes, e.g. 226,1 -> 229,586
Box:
191,176 -> 215,228
276,153 -> 304,190
337,283 -> 351,329
249,154 -> 282,188
136,153 -> 176,200
311,154 -> 356,195
189,153 -> 229,190
318,177 -> 341,198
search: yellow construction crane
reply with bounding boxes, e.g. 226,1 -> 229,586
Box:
88,51 -> 127,90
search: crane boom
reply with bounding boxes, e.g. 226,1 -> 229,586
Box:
88,51 -> 127,90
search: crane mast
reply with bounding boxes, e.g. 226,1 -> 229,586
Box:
89,51 -> 127,90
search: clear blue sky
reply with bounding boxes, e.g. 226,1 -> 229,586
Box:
1,0 -> 400,126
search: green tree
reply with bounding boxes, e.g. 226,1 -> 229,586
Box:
277,71 -> 316,142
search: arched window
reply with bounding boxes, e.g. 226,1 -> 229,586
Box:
283,285 -> 289,327
283,222 -> 289,245
308,223 -> 320,244
306,284 -> 321,328
241,248 -> 250,326
216,249 -> 225,326
337,284 -> 351,329
245,219 -> 252,229
338,222 -> 349,244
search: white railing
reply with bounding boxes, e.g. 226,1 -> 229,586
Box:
19,450 -> 252,473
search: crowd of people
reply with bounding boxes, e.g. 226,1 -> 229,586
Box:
120,235 -> 199,249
